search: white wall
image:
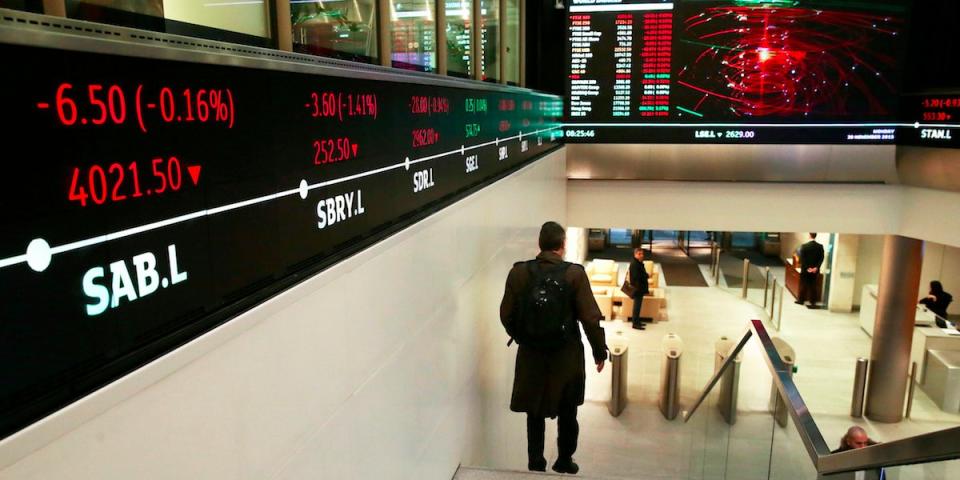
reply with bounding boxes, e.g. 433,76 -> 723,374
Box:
0,150 -> 568,479
564,227 -> 589,265
567,180 -> 903,235
828,234 -> 859,313
900,186 -> 960,250
567,180 -> 960,250
853,235 -> 885,308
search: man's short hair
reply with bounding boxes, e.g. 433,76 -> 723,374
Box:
846,426 -> 867,438
634,247 -> 644,255
810,232 -> 818,239
539,221 -> 566,251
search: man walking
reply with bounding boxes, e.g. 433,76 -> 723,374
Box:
500,221 -> 608,474
796,233 -> 825,308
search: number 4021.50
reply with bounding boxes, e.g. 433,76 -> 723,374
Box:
68,157 -> 185,207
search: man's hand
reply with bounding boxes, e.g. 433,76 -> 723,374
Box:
596,360 -> 605,373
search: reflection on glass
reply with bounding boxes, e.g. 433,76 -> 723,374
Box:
480,0 -> 498,82
66,0 -> 271,40
68,0 -> 163,16
503,0 -> 520,85
882,459 -> 960,479
292,0 -> 378,64
445,0 -> 472,78
0,0 -> 43,13
165,0 -> 271,38
390,0 -> 436,72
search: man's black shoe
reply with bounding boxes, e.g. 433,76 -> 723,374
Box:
552,458 -> 580,474
528,458 -> 547,472
794,300 -> 803,305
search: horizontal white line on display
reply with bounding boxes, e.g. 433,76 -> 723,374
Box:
563,122 -> 958,128
569,3 -> 674,13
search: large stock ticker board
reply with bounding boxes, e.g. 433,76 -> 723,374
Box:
0,33 -> 561,436
564,0 -> 914,143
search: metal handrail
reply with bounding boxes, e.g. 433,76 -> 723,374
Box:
682,327 -> 752,423
818,425 -> 960,474
686,319 -> 960,475
749,320 -> 832,464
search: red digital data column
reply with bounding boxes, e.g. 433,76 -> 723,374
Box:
639,11 -> 672,117
920,96 -> 960,122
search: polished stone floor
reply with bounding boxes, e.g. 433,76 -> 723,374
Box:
464,255 -> 959,479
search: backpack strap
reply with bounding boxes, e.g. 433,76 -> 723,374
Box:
525,259 -> 540,275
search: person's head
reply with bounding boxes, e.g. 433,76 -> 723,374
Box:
634,247 -> 645,261
539,221 -> 566,254
931,280 -> 944,295
809,232 -> 818,240
842,426 -> 870,449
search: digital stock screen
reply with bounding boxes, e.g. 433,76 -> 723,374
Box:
0,33 -> 561,436
564,0 -> 912,143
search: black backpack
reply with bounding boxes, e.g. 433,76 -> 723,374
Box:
511,260 -> 576,350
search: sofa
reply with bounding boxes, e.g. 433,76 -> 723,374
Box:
613,288 -> 666,322
592,285 -> 614,320
586,259 -> 619,287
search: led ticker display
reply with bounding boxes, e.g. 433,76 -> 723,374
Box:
565,0 -> 911,143
0,36 -> 561,438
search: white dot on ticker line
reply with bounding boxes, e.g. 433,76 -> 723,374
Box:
162,278 -> 169,288
299,180 -> 309,200
26,238 -> 52,272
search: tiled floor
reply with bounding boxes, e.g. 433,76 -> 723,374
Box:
465,256 -> 959,479
455,466 -> 613,479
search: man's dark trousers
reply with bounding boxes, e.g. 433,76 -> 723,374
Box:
631,293 -> 644,323
526,403 -> 579,465
798,271 -> 819,304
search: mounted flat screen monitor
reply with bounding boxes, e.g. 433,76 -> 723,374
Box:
564,0 -> 911,143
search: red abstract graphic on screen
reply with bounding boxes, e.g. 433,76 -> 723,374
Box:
675,4 -> 904,119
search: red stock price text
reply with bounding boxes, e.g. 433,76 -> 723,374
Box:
307,92 -> 378,121
67,156 -> 201,207
36,83 -> 236,133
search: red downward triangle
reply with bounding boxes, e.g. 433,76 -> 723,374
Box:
187,165 -> 202,185
352,143 -> 358,156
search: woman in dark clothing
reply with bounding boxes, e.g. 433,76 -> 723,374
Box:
919,281 -> 953,328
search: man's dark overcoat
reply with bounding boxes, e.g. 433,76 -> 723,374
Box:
500,251 -> 607,418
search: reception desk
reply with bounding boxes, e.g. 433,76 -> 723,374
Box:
921,350 -> 960,412
911,326 -> 960,385
859,284 -> 936,337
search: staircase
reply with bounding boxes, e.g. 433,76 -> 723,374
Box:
453,466 -> 639,480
